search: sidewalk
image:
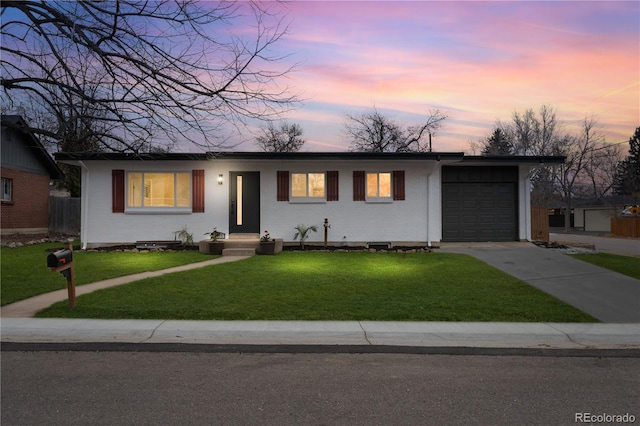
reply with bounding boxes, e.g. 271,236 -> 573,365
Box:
2,318 -> 639,349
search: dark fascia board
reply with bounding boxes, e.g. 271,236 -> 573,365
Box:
460,155 -> 566,165
208,151 -> 466,161
54,151 -> 466,162
53,151 -> 565,166
2,115 -> 65,179
54,152 -> 211,161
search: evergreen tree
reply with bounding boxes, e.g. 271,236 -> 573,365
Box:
481,128 -> 513,155
613,127 -> 640,196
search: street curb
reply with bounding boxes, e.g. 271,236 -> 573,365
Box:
2,319 -> 638,350
2,342 -> 639,357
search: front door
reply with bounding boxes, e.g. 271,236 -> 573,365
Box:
229,171 -> 260,234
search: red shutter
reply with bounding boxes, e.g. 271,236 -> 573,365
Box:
353,171 -> 365,201
327,171 -> 339,201
112,169 -> 125,213
393,170 -> 405,200
192,170 -> 205,213
277,171 -> 289,201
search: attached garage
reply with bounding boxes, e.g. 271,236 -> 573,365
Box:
442,166 -> 518,242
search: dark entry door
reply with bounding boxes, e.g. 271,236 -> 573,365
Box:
229,171 -> 260,234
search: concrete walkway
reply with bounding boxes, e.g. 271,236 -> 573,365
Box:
440,242 -> 640,323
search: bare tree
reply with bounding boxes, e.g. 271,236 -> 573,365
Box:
256,121 -> 304,152
551,117 -> 605,230
475,107 -> 623,217
497,105 -> 560,156
1,1 -> 298,152
584,142 -> 625,201
345,107 -> 447,152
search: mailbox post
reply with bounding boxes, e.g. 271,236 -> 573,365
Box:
47,241 -> 76,307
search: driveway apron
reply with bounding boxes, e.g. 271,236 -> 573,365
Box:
440,242 -> 640,323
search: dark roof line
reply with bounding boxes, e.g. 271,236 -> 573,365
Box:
208,151 -> 466,161
461,155 -> 565,164
1,115 -> 64,179
55,151 -> 211,161
54,150 -> 565,165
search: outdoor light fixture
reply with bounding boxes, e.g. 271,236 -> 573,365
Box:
218,174 -> 224,185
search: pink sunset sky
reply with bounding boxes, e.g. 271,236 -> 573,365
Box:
236,1 -> 639,153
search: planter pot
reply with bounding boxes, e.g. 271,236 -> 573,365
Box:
259,241 -> 276,255
199,240 -> 225,255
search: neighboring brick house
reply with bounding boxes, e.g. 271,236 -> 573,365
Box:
1,115 -> 64,234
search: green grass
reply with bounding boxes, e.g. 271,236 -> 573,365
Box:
570,253 -> 640,280
37,251 -> 596,322
1,243 -> 212,306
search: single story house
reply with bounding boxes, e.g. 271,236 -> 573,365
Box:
1,115 -> 64,235
54,151 -> 564,249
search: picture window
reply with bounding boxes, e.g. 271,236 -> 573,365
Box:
126,172 -> 190,209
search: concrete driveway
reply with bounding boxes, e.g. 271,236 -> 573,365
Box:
440,242 -> 640,323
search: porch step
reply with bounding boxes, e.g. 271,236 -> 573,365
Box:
229,233 -> 260,240
223,239 -> 260,249
222,248 -> 256,256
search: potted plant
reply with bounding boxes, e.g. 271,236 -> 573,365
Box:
200,227 -> 225,255
259,230 -> 276,255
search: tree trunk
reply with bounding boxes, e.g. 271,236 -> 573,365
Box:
564,199 -> 572,232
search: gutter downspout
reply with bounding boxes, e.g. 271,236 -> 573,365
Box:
78,161 -> 89,250
426,163 -> 436,248
426,171 -> 431,248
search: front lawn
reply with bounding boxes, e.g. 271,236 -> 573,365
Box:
37,251 -> 596,322
570,253 -> 640,280
1,243 -> 212,306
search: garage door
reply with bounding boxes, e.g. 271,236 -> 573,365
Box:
442,166 -> 518,242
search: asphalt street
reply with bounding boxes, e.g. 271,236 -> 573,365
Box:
2,351 -> 638,426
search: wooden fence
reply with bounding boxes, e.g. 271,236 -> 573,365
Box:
611,217 -> 640,238
531,206 -> 549,242
49,196 -> 81,234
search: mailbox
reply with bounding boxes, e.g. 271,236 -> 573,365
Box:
46,243 -> 76,306
47,249 -> 73,268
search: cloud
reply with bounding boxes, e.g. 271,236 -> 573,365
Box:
263,1 -> 640,151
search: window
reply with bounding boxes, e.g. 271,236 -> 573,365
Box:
353,170 -> 405,201
126,172 -> 191,209
367,172 -> 391,199
1,178 -> 12,202
291,172 -> 325,199
277,171 -> 338,202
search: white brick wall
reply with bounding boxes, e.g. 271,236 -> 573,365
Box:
77,158 -> 532,247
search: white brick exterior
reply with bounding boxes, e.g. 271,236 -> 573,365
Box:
70,155 -> 547,248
